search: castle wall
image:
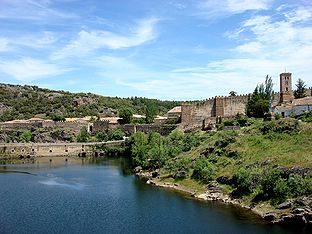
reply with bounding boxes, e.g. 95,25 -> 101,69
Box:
92,120 -> 109,133
0,122 -> 43,129
181,99 -> 215,129
223,95 -> 249,117
42,121 -> 89,133
181,95 -> 249,129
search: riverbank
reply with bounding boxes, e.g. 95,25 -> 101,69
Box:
137,170 -> 312,227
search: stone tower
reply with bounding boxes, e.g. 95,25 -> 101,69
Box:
279,72 -> 294,104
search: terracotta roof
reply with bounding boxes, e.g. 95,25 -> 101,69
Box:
168,106 -> 182,114
292,96 -> 312,106
65,118 -> 80,122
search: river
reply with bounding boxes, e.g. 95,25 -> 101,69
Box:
0,157 -> 306,234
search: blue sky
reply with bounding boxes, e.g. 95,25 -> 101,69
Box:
0,0 -> 311,100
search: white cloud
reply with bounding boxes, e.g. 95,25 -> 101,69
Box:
284,7 -> 312,23
0,0 -> 77,20
52,18 -> 159,60
233,42 -> 262,53
0,58 -> 71,81
198,0 -> 272,19
12,32 -> 57,48
0,38 -> 10,52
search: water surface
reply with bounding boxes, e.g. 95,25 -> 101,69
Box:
0,157 -> 306,234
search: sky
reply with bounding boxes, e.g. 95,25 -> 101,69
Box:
0,0 -> 311,100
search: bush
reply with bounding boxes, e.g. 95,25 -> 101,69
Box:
272,178 -> 290,204
77,127 -> 90,142
260,118 -> 300,134
287,174 -> 306,197
20,130 -> 32,142
223,119 -> 235,126
192,157 -> 216,183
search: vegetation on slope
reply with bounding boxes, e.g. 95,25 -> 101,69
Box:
0,83 -> 180,121
128,116 -> 312,206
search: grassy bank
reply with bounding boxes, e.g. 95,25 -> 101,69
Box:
128,116 -> 312,212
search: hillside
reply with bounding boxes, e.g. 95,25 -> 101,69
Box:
129,117 -> 312,224
0,83 -> 180,122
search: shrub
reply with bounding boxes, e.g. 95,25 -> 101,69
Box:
20,130 -> 32,142
76,126 -> 90,142
272,178 -> 290,204
287,174 -> 306,197
192,157 -> 216,183
223,119 -> 235,126
260,118 -> 300,134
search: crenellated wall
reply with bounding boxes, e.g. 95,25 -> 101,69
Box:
181,95 -> 249,129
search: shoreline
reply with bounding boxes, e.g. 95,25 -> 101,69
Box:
137,171 -> 312,227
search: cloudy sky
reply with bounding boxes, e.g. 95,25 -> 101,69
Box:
0,0 -> 311,100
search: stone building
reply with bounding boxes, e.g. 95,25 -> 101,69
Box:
181,72 -> 312,129
272,72 -> 312,117
181,95 -> 249,130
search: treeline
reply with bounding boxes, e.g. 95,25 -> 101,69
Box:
0,84 -> 180,121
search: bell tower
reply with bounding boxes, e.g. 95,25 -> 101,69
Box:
279,72 -> 294,104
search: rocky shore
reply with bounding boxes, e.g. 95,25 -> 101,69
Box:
137,170 -> 312,227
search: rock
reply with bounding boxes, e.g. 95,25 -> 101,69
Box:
202,146 -> 215,157
227,150 -> 238,158
263,212 -> 277,222
174,169 -> 188,179
277,214 -> 307,225
152,171 -> 159,178
295,196 -> 312,207
134,166 -> 142,173
292,208 -> 306,214
216,176 -> 233,185
277,201 -> 293,209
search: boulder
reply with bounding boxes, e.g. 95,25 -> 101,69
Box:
277,201 -> 293,209
295,196 -> 312,207
174,169 -> 188,180
134,166 -> 142,173
216,176 -> 233,185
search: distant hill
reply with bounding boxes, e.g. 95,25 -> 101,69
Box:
0,83 -> 181,122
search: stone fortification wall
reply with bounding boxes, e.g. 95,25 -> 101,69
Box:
0,122 -> 43,129
42,121 -> 89,133
92,120 -> 109,133
223,95 -> 249,116
120,124 -> 177,136
92,121 -> 177,136
0,141 -> 124,157
181,95 -> 249,129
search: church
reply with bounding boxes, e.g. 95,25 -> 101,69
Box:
271,72 -> 312,117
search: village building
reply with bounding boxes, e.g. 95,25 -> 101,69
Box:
181,72 -> 311,130
271,73 -> 312,117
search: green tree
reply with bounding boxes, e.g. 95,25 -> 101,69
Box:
131,132 -> 148,167
229,91 -> 237,97
147,132 -> 167,168
77,126 -> 90,142
108,128 -> 125,141
247,75 -> 273,118
118,107 -> 133,124
293,78 -> 307,99
20,130 -> 32,142
145,101 -> 157,124
166,129 -> 184,157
